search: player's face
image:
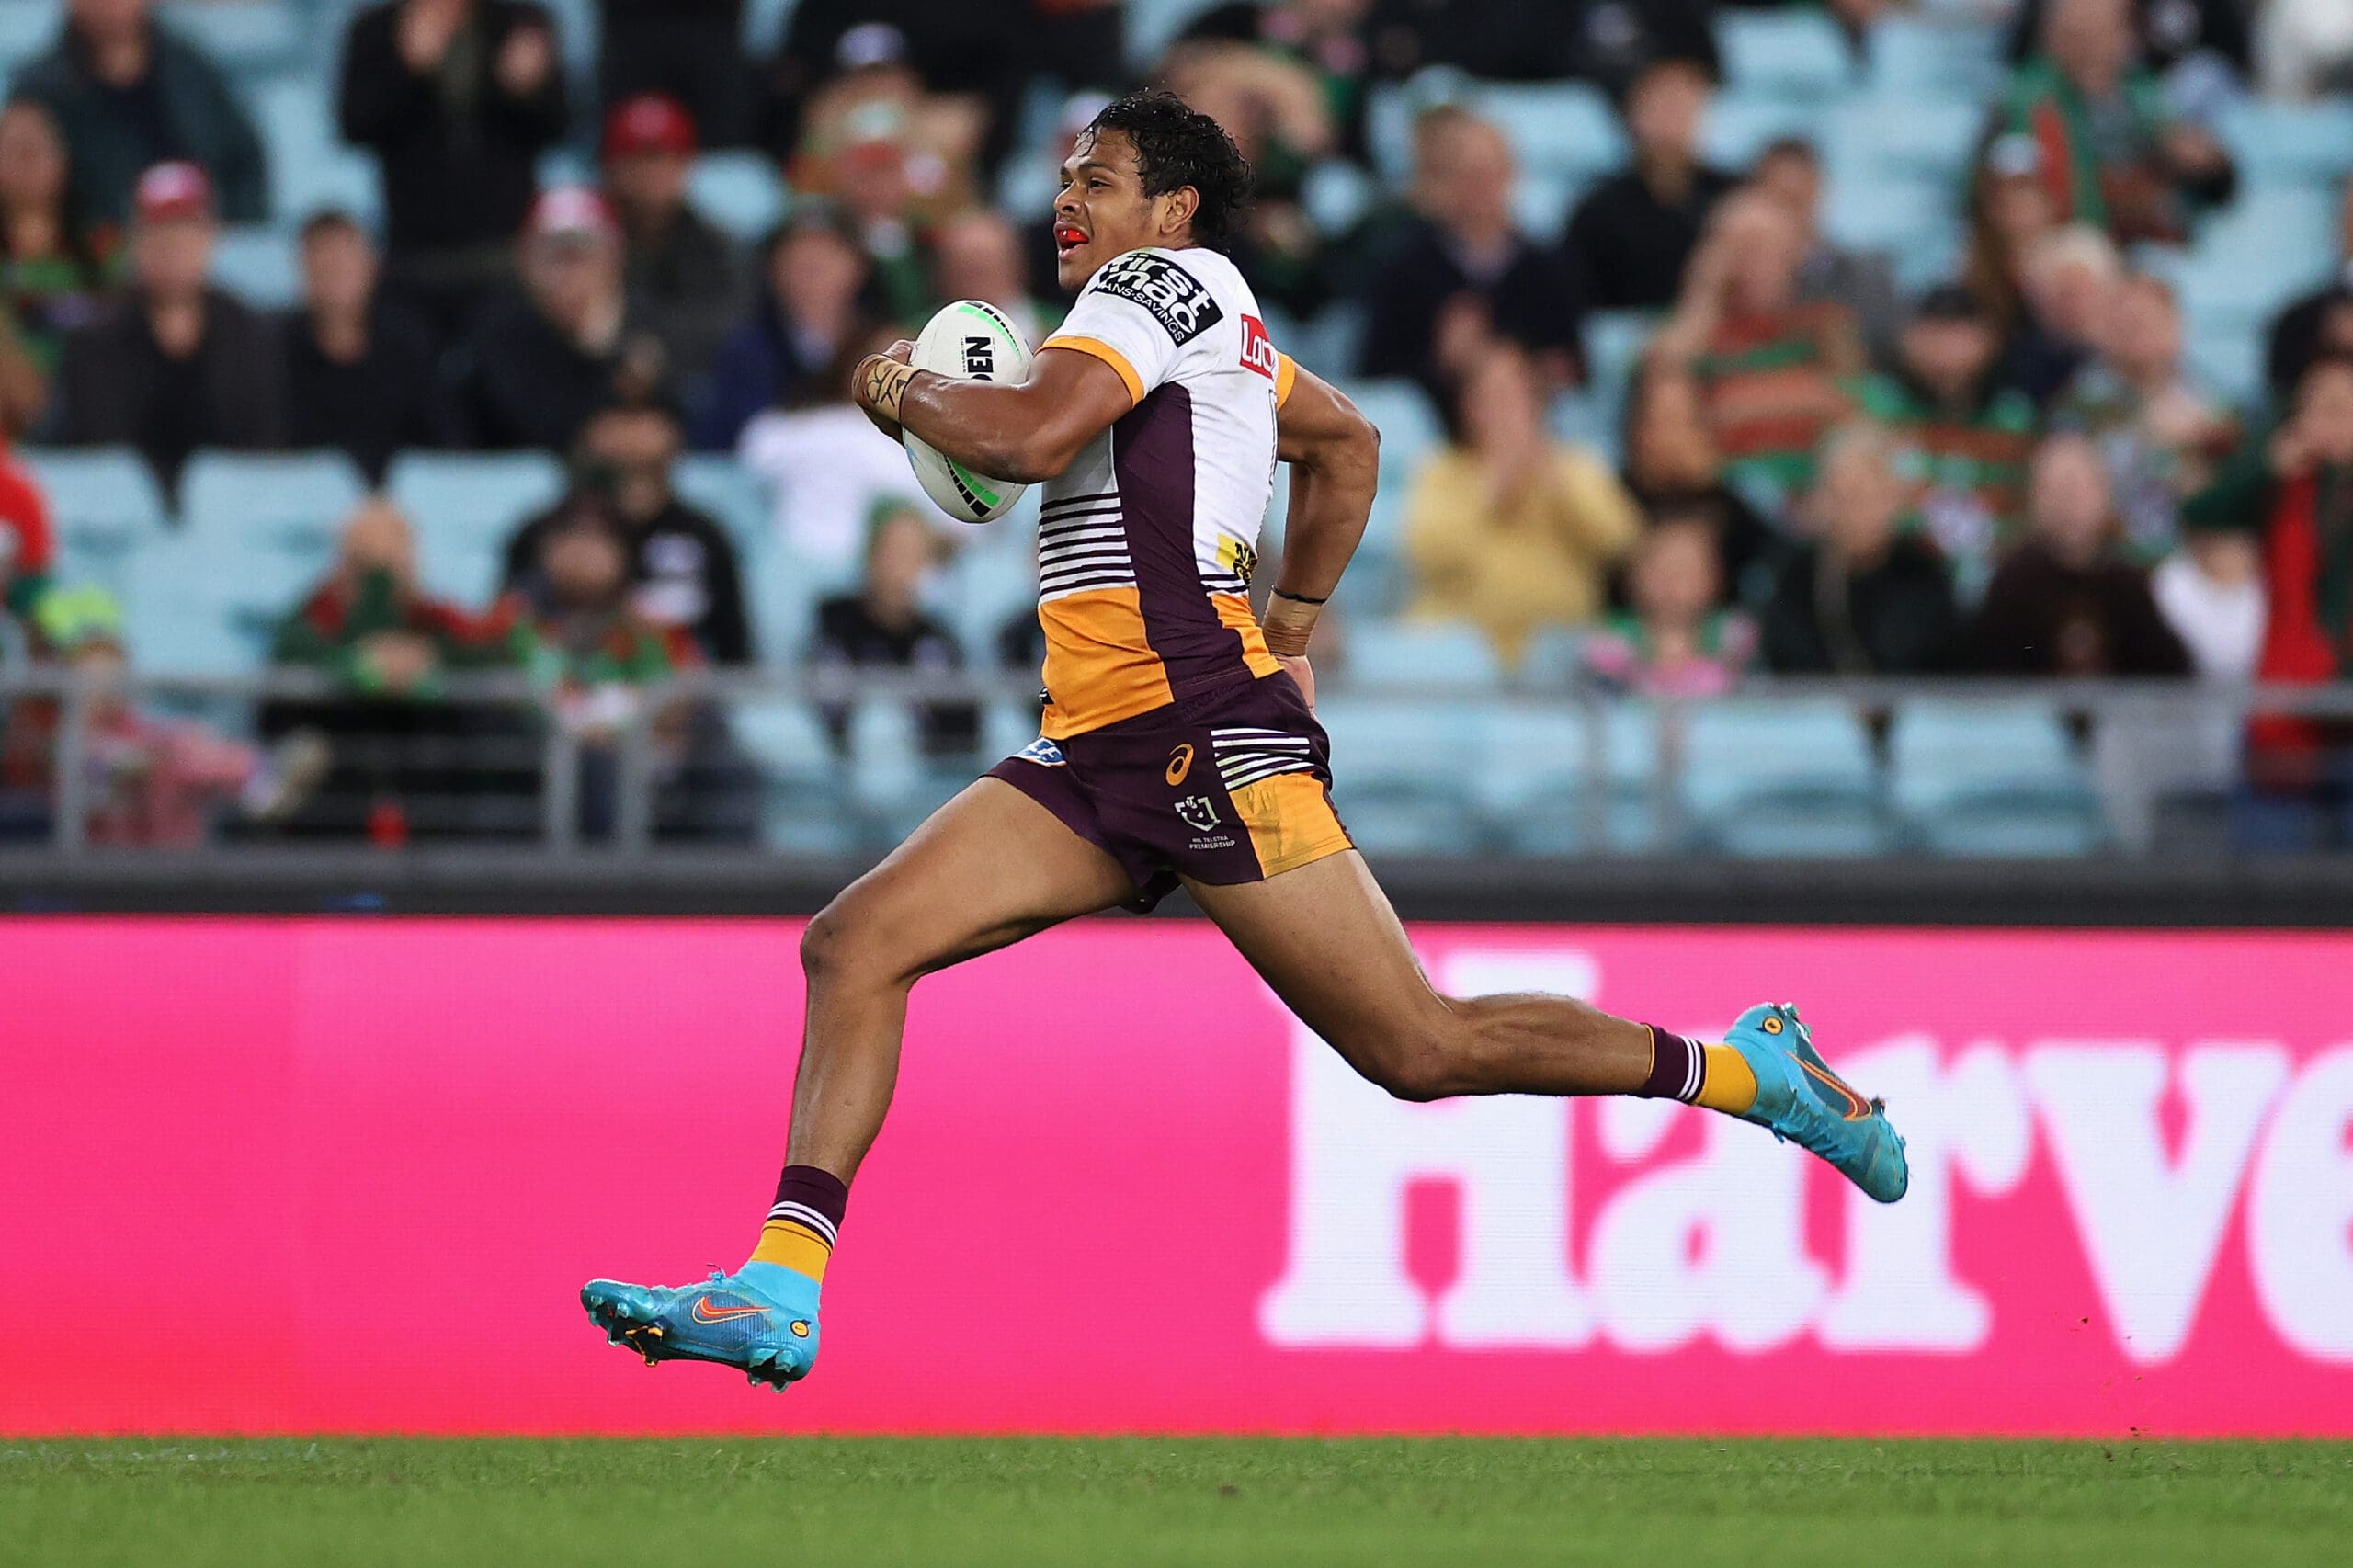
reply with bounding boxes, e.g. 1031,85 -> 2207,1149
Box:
1052,130 -> 1173,294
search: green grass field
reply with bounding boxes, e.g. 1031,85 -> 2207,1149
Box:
6,1437 -> 2347,1567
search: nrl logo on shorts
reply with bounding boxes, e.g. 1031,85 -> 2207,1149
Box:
1175,795 -> 1221,832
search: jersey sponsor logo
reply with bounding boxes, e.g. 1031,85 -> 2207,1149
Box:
1175,794 -> 1222,832
1165,744 -> 1196,786
1017,736 -> 1068,767
1216,536 -> 1259,586
1091,253 -> 1224,345
1239,313 -> 1278,380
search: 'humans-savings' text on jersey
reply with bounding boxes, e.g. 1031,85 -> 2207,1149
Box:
1033,246 -> 1300,740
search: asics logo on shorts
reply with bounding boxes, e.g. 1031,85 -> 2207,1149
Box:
1165,744 -> 1195,785
1211,727 -> 1315,790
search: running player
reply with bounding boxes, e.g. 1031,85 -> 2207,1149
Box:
583,92 -> 1907,1391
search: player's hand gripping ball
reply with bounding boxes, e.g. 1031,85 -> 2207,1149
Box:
901,298 -> 1035,525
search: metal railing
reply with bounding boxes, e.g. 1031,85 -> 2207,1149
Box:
6,666 -> 2353,860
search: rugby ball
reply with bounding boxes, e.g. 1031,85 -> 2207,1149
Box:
903,298 -> 1034,525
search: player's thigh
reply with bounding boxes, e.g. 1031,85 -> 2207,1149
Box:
1182,850 -> 1452,1073
804,775 -> 1135,988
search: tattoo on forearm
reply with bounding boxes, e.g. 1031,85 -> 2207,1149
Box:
855,356 -> 918,422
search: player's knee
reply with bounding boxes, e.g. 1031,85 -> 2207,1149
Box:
799,898 -> 866,986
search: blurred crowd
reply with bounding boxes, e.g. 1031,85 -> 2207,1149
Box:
0,0 -> 2347,848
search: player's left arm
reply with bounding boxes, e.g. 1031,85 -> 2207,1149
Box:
851,343 -> 1135,484
1263,358 -> 1379,675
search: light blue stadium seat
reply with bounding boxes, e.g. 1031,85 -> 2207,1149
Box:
689,153 -> 788,243
1288,304 -> 1364,381
938,538 -> 1037,658
1824,96 -> 1984,184
167,2 -> 302,76
253,77 -> 381,225
730,697 -> 854,856
673,456 -> 772,555
181,449 -> 366,552
1582,311 -> 1657,415
848,698 -> 969,843
1364,80 -> 1419,187
1302,159 -> 1375,238
1123,0 -> 1224,72
2219,99 -> 2353,188
1681,698 -> 1888,857
0,3 -> 60,76
1599,701 -> 1669,852
744,0 -> 800,52
210,225 -> 301,310
2195,187 -> 2340,271
747,533 -> 859,664
1345,620 -> 1501,692
2187,327 -> 2263,412
1720,10 -> 1855,101
1513,626 -> 1587,690
1547,388 -> 1609,456
1823,174 -> 1959,254
535,0 -> 600,78
1318,695 -> 1484,857
1869,17 -> 2005,100
1700,95 -> 1815,169
387,451 -> 567,607
1476,82 -> 1622,182
1511,167 -> 1579,242
124,530 -> 315,676
1890,699 -> 2105,858
1335,379 -> 1440,494
982,699 -> 1041,761
19,448 -> 166,594
1472,704 -> 1590,856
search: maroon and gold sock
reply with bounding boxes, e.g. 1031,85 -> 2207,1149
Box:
1639,1025 -> 1759,1116
746,1165 -> 847,1285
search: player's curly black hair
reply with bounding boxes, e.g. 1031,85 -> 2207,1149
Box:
1085,90 -> 1253,250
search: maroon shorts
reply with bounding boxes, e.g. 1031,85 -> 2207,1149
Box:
986,671 -> 1355,912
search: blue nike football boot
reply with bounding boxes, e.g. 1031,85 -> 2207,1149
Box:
581,1267 -> 820,1392
1722,1002 -> 1909,1203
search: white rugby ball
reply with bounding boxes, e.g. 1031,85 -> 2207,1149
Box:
903,298 -> 1034,525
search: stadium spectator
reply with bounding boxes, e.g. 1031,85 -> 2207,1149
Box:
505,488 -> 702,840
1759,424 -> 1959,675
1356,107 -> 1582,395
31,585 -> 326,847
694,204 -> 872,453
264,498 -> 527,843
1563,56 -> 1735,313
782,23 -> 980,324
1582,512 -> 1756,699
766,4 -> 1041,181
1363,0 -> 1718,91
0,435 -> 55,616
9,0 -> 267,227
457,187 -> 673,453
1752,138 -> 1901,370
282,211 -> 455,484
602,93 -> 751,395
598,0 -> 752,148
2052,272 -> 2236,562
502,403 -> 754,665
811,500 -> 977,759
2154,527 -> 2265,681
339,0 -> 570,340
739,325 -> 928,569
1176,0 -> 1377,165
1852,284 -> 2039,591
1404,346 -> 1642,668
1998,0 -> 2234,246
49,162 -> 282,492
1965,433 -> 2189,676
1963,135 -> 2062,343
2259,0 -> 2353,99
1159,39 -> 1336,321
1651,190 -> 1864,513
0,97 -> 120,388
930,208 -> 1049,348
2263,178 -> 2353,407
2001,222 -> 2120,408
2006,0 -> 2254,85
1619,358 -> 1777,604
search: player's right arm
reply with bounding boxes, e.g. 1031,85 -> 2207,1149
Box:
1262,358 -> 1379,688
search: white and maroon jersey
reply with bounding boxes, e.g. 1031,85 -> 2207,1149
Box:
1033,245 -> 1302,740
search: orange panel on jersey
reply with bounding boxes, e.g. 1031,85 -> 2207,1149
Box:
1040,587 -> 1176,739
1211,593 -> 1284,679
1230,771 -> 1354,879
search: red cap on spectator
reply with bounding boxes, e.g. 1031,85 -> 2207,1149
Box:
133,161 -> 214,224
525,186 -> 620,243
604,93 -> 699,161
